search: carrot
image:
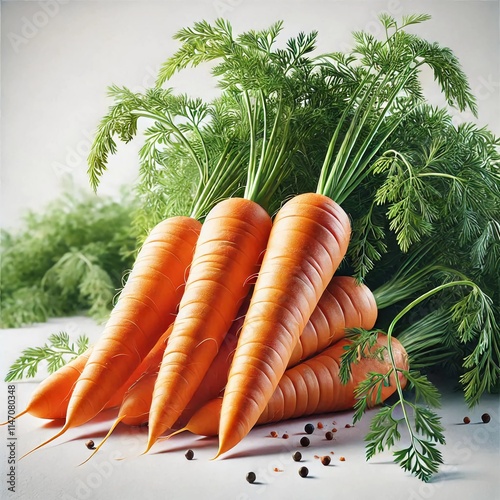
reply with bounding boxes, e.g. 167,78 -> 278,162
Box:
4,322 -> 173,426
21,216 -> 201,458
216,192 -> 351,457
79,326 -> 173,465
80,304 -> 245,464
1,348 -> 93,423
144,198 -> 272,453
288,276 -> 377,367
173,303 -> 243,429
173,334 -> 408,439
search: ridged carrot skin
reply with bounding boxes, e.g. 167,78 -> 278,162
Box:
217,192 -> 351,457
111,324 -> 173,424
114,276 -> 375,429
258,335 -> 408,424
175,334 -> 408,438
177,276 -> 376,427
21,216 -> 201,459
288,276 -> 377,367
65,216 -> 201,427
145,198 -> 272,452
116,312 -> 240,429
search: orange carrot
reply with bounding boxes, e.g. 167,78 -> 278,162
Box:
1,349 -> 93,423
126,276 -> 375,432
144,198 -> 272,453
173,334 -> 408,439
288,276 -> 377,367
79,326 -> 173,464
80,304 -> 245,464
216,192 -> 351,457
21,216 -> 201,458
4,323 -> 172,425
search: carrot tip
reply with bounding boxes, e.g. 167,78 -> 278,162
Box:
78,415 -> 126,466
158,428 -> 186,442
20,424 -> 69,460
0,408 -> 29,426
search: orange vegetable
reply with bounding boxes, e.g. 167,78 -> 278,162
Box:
21,216 -> 201,458
217,192 -> 351,457
173,334 -> 408,439
3,323 -> 173,425
1,349 -> 93,423
288,276 -> 377,367
144,198 -> 272,453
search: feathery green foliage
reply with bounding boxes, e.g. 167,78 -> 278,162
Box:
4,332 -> 89,382
1,192 -> 138,328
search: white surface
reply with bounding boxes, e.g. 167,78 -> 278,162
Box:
2,0 -> 499,230
1,317 -> 499,500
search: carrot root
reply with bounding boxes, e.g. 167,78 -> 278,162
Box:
20,423 -> 70,460
0,408 -> 29,426
78,415 -> 128,466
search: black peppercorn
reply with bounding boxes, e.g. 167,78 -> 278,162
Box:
304,423 -> 314,434
246,472 -> 256,484
481,413 -> 491,423
300,436 -> 310,447
298,466 -> 309,478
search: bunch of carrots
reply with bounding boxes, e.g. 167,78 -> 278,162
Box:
10,202 -> 409,461
4,15 -> 498,483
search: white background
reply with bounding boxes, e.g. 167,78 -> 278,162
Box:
1,0 -> 499,230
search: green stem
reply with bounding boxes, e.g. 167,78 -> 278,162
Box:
383,279 -> 476,445
129,109 -> 204,180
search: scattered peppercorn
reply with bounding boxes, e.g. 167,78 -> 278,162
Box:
332,428 -> 338,433
339,456 -> 346,461
304,423 -> 315,434
317,422 -> 324,429
185,449 -> 194,460
321,455 -> 331,466
325,431 -> 334,440
282,433 -> 289,439
298,466 -> 309,478
270,431 -> 278,438
273,467 -> 283,472
482,413 -> 491,423
246,472 -> 256,484
345,423 -> 352,428
85,440 -> 95,450
463,416 -> 470,424
300,436 -> 310,447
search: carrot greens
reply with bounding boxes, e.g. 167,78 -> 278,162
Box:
5,332 -> 89,382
